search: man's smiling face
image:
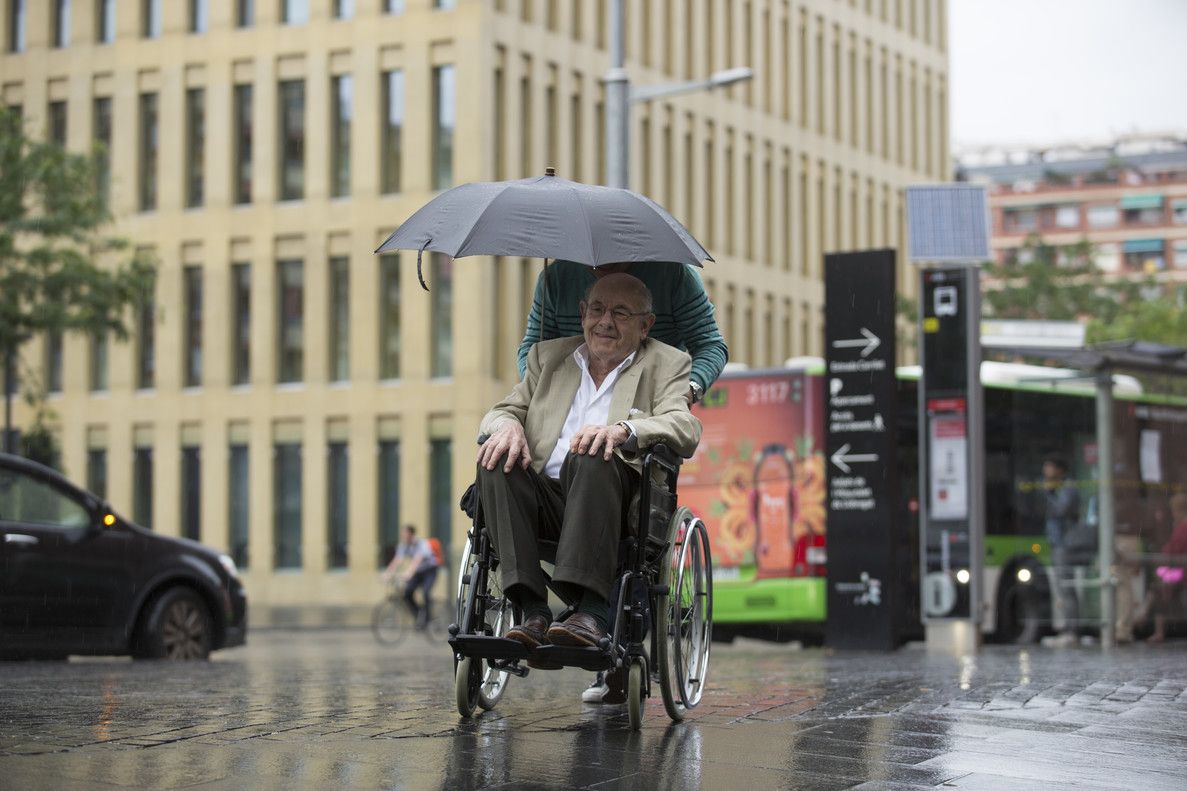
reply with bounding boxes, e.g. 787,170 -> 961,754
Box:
580,273 -> 655,370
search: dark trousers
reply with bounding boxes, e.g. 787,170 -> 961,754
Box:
404,566 -> 439,626
476,452 -> 637,602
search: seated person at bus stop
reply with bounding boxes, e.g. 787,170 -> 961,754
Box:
476,273 -> 701,652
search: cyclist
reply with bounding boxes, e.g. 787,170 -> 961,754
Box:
383,525 -> 443,629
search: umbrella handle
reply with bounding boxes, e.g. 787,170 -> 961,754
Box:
417,240 -> 430,291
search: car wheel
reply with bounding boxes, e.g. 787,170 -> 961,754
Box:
135,587 -> 213,660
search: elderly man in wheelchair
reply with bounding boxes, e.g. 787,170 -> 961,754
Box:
451,272 -> 714,728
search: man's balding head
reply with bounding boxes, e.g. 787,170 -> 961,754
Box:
580,273 -> 656,370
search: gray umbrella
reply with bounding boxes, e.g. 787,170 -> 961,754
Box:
375,171 -> 712,288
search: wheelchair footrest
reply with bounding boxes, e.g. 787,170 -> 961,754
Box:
449,635 -> 529,662
532,645 -> 616,672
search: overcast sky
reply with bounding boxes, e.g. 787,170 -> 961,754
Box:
949,0 -> 1187,149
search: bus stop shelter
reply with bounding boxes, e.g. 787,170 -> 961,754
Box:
993,340 -> 1187,648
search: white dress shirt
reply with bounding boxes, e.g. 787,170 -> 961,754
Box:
544,344 -> 637,479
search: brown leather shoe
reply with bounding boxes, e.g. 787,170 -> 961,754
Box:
505,613 -> 551,649
547,612 -> 607,648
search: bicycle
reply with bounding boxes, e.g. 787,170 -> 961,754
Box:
371,579 -> 445,645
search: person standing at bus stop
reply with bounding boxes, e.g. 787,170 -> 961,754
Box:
1043,456 -> 1081,646
518,259 -> 727,703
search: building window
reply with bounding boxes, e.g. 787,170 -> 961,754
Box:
1054,205 -> 1079,229
385,0 -> 404,13
1172,199 -> 1187,225
432,64 -> 455,190
143,0 -> 161,38
137,277 -> 156,389
1003,208 -> 1036,233
231,263 -> 251,385
133,445 -> 153,528
281,0 -> 308,25
1122,240 -> 1164,273
89,330 -> 108,391
138,92 -> 158,211
377,439 -> 399,567
237,0 -> 253,27
1174,240 -> 1187,269
330,74 -> 352,198
381,70 -> 404,194
435,0 -> 456,8
429,438 -> 452,573
92,96 -> 112,206
277,259 -> 304,383
431,254 -> 453,378
48,101 -> 67,147
333,0 -> 353,18
183,265 -> 203,387
45,331 -> 63,393
278,80 -> 305,200
329,256 -> 349,382
1095,242 -> 1120,272
53,0 -> 70,48
327,441 -> 348,569
190,0 -> 208,33
229,444 -> 249,568
8,0 -> 25,52
379,254 -> 400,379
273,442 -> 302,569
87,448 -> 107,499
233,84 -> 253,204
185,88 -> 205,207
181,445 -> 201,541
1087,204 -> 1119,228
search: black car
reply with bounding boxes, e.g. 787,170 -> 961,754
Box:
0,453 -> 247,660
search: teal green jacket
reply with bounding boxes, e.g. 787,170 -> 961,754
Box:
516,261 -> 728,392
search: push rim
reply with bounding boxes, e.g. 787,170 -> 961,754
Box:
672,516 -> 712,709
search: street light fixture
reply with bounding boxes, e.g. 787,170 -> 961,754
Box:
604,0 -> 752,190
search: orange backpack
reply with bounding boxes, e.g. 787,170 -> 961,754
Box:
427,537 -> 445,566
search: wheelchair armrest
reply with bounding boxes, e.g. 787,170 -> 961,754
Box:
645,443 -> 683,468
477,433 -> 489,445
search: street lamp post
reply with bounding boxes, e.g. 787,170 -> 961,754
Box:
604,0 -> 753,190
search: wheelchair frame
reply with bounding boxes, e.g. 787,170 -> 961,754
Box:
449,444 -> 714,729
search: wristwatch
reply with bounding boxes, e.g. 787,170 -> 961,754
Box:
615,420 -> 639,452
688,381 -> 704,404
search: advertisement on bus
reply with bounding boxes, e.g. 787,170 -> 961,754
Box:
684,367 -> 828,627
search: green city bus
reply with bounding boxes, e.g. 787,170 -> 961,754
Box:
684,358 -> 1187,642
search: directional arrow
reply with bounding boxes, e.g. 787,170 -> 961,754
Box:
830,443 -> 879,474
831,327 -> 881,358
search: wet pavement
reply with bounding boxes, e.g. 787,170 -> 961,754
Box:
1,629 -> 1185,790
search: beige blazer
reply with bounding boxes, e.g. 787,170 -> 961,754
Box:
479,336 -> 702,475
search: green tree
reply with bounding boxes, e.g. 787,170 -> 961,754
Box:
1087,287 -> 1187,348
0,108 -> 155,454
981,236 -> 1136,322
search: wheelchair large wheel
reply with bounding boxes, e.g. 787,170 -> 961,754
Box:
656,507 -> 713,719
454,534 -> 518,711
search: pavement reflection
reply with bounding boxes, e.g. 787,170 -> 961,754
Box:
1,630 -> 1185,790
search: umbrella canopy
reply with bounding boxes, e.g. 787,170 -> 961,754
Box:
375,172 -> 713,270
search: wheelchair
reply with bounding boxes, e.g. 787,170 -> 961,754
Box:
449,444 -> 714,730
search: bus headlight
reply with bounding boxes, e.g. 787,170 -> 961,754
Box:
955,569 -> 971,585
1017,568 -> 1032,584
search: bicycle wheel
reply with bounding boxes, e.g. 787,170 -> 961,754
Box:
371,599 -> 407,646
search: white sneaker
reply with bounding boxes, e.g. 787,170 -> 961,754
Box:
581,672 -> 609,703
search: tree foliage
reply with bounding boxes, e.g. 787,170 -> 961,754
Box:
0,108 -> 155,450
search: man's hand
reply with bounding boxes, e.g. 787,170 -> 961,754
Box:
569,423 -> 630,461
478,420 -> 533,472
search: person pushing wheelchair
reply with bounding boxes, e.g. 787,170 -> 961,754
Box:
476,273 -> 701,663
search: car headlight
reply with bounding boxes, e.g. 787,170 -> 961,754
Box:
218,554 -> 240,579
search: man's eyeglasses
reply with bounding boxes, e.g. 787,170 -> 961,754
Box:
582,302 -> 651,323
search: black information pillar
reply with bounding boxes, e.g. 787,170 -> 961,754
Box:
918,267 -> 983,624
824,250 -> 902,650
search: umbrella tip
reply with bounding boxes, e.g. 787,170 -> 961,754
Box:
544,167 -> 556,177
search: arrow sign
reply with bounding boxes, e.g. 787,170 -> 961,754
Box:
830,443 -> 880,473
831,327 -> 881,358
